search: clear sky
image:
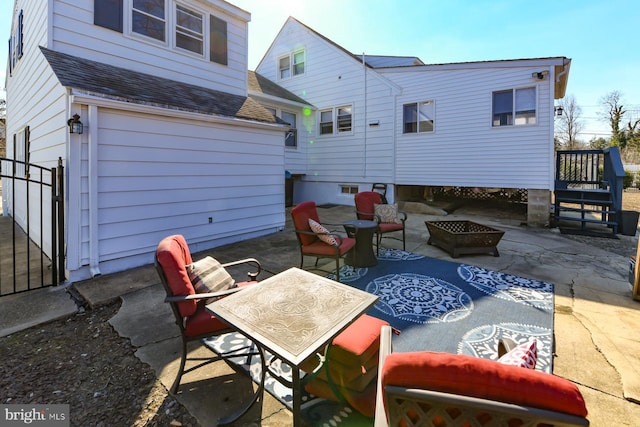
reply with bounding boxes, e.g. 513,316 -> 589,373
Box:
2,0 -> 639,140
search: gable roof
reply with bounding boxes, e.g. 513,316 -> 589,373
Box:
263,17 -> 570,98
40,47 -> 283,125
247,70 -> 311,106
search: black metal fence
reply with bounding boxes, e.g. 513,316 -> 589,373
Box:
0,157 -> 65,296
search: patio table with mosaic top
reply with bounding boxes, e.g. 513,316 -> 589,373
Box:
206,267 -> 378,426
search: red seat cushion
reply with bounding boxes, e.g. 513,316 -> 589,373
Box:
301,238 -> 356,256
184,305 -> 230,337
381,351 -> 588,418
378,222 -> 404,233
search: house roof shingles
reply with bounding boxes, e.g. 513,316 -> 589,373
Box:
247,70 -> 310,106
40,47 -> 283,125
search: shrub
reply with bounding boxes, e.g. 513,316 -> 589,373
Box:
623,170 -> 635,189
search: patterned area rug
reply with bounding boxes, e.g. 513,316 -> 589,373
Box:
326,249 -> 554,372
204,249 -> 555,426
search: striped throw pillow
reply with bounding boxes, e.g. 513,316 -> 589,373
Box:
187,256 -> 235,303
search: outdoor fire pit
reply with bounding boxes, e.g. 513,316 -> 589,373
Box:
425,220 -> 505,258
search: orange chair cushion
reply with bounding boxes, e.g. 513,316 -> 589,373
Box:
330,314 -> 389,367
381,351 -> 588,418
156,235 -> 197,317
305,375 -> 378,418
184,305 -> 230,337
317,357 -> 378,392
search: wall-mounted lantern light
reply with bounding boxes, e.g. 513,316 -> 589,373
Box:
554,106 -> 564,116
531,70 -> 549,80
67,114 -> 83,134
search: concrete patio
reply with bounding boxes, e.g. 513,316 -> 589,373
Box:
4,202 -> 640,425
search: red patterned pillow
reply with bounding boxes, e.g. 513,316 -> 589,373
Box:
308,218 -> 338,246
498,338 -> 537,369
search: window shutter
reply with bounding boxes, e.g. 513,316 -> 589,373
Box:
8,37 -> 12,74
17,10 -> 23,58
209,15 -> 227,65
94,0 -> 123,33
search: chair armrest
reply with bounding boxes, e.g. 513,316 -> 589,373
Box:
354,210 -> 378,222
164,286 -> 244,302
397,211 -> 407,222
221,258 -> 262,281
374,325 -> 393,427
294,228 -> 345,246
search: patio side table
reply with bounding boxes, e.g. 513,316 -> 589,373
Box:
343,219 -> 378,267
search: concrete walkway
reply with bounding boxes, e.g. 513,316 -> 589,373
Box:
3,203 -> 640,425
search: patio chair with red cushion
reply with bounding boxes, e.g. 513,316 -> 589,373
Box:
374,325 -> 589,427
355,191 -> 407,254
291,201 -> 356,282
155,234 -> 266,423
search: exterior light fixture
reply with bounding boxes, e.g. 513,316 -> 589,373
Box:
554,106 -> 564,116
532,70 -> 548,80
67,114 -> 83,134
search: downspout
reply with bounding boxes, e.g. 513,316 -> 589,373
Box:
362,53 -> 367,178
555,58 -> 570,85
88,105 -> 101,278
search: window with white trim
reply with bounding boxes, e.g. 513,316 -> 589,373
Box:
279,49 -> 305,79
281,111 -> 298,148
319,105 -> 352,135
492,87 -> 536,126
175,4 -> 203,54
341,185 -> 358,195
265,108 -> 298,148
102,0 -> 227,64
8,9 -> 24,75
132,0 -> 166,41
403,100 -> 435,133
14,126 -> 30,178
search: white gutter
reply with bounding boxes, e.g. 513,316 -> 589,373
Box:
69,92 -> 288,131
87,104 -> 101,278
363,52 -> 367,178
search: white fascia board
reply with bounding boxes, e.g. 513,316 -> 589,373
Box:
376,57 -> 569,73
248,91 -> 314,111
69,91 -> 288,131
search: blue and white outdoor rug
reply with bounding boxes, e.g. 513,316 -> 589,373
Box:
204,249 -> 555,425
326,248 -> 554,373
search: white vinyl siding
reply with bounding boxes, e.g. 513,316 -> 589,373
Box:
78,108 -> 284,274
384,66 -> 552,189
50,0 -> 248,96
4,0 -> 67,258
256,18 -> 397,199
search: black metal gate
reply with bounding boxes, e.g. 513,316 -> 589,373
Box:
0,157 -> 65,296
